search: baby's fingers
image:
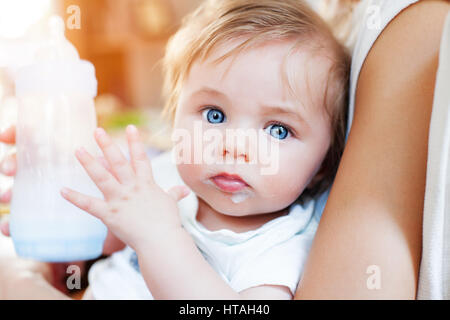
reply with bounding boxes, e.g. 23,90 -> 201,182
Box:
61,187 -> 108,221
0,221 -> 10,237
0,125 -> 15,145
94,128 -> 135,185
75,147 -> 122,199
0,153 -> 16,176
126,125 -> 153,182
0,189 -> 12,203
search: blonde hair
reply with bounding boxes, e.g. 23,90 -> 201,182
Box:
162,0 -> 351,199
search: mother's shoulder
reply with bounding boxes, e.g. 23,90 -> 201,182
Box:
355,0 -> 450,106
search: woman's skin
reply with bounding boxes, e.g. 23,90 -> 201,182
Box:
296,0 -> 450,299
0,0 -> 449,299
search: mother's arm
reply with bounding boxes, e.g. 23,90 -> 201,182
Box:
295,0 -> 450,299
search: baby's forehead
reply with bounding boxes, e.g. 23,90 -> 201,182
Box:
186,38 -> 334,113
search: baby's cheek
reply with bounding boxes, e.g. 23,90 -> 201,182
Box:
261,168 -> 307,205
176,163 -> 202,190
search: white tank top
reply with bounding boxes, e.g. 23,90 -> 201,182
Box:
418,11 -> 450,300
346,0 -> 450,299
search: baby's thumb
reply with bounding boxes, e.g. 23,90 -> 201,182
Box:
167,185 -> 191,202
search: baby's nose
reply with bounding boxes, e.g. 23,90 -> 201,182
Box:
222,135 -> 251,163
222,148 -> 249,163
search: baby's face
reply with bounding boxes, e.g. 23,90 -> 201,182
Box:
173,39 -> 332,216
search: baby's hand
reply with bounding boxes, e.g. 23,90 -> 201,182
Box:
60,125 -> 190,251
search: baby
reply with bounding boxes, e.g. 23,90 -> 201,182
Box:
62,0 -> 350,299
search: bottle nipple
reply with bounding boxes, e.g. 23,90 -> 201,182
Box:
14,15 -> 97,99
34,15 -> 79,61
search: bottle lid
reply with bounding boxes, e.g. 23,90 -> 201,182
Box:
14,16 -> 97,98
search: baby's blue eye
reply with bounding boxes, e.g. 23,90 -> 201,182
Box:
203,108 -> 225,124
265,124 -> 289,140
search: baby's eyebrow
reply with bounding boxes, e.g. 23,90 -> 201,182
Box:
260,105 -> 309,128
189,87 -> 229,102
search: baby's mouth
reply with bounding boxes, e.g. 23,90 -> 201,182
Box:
209,172 -> 250,193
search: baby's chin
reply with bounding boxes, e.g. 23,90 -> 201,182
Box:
198,194 -> 253,216
197,192 -> 281,217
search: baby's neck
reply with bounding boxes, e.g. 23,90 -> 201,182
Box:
196,197 -> 289,233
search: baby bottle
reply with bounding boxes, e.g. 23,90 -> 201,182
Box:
10,16 -> 107,262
